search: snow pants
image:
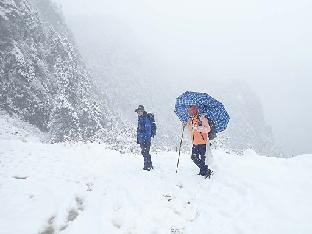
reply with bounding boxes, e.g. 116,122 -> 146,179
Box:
191,144 -> 207,171
140,141 -> 153,169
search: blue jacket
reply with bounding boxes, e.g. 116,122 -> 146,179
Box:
137,112 -> 152,144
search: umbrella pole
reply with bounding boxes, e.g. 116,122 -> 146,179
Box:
176,124 -> 186,173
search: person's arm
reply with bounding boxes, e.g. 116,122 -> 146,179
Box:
137,119 -> 144,144
187,119 -> 192,133
198,116 -> 211,133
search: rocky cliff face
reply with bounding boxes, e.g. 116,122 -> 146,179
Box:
0,0 -> 122,143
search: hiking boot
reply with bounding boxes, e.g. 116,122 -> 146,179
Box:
197,168 -> 205,176
204,168 -> 213,179
198,165 -> 208,176
143,167 -> 151,171
198,166 -> 213,178
147,161 -> 154,170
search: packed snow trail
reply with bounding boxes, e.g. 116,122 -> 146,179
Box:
0,115 -> 312,234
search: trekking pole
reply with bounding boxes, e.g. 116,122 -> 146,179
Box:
176,124 -> 186,173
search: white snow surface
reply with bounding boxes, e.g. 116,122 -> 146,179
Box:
0,111 -> 48,143
0,114 -> 312,234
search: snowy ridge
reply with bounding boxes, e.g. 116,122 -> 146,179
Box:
0,117 -> 311,234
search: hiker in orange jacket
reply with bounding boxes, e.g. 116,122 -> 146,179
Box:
186,105 -> 213,178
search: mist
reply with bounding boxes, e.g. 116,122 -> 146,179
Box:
54,0 -> 312,155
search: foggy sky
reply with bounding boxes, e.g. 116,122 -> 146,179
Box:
54,0 -> 312,154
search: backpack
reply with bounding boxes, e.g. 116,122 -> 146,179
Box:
207,118 -> 217,140
147,113 -> 157,137
198,115 -> 217,141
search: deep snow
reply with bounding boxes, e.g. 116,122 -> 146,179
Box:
0,113 -> 311,234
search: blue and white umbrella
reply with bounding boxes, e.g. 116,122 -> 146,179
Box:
174,91 -> 230,133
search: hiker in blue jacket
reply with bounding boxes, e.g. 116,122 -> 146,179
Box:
135,105 -> 154,171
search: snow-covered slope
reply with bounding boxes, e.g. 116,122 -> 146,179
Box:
0,0 -> 114,143
0,111 -> 48,143
0,117 -> 311,234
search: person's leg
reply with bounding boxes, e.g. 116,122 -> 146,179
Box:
197,144 -> 207,175
199,144 -> 207,166
191,145 -> 205,170
140,142 -> 150,170
199,144 -> 212,178
145,141 -> 153,169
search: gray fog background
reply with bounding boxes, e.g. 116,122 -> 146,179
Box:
54,0 -> 312,155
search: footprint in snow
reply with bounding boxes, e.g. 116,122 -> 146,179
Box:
163,194 -> 175,202
58,196 -> 85,232
38,216 -> 56,234
112,218 -> 122,229
86,182 -> 93,191
12,175 -> 28,180
171,227 -> 184,234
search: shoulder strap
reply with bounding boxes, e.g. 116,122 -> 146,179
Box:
197,115 -> 202,126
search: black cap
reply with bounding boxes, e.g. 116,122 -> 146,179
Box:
135,105 -> 144,113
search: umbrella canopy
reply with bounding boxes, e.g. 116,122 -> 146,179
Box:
175,91 -> 230,133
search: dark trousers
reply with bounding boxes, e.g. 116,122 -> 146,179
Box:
140,141 -> 153,168
191,144 -> 207,170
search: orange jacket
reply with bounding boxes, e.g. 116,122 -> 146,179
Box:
187,115 -> 211,145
